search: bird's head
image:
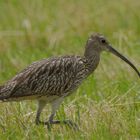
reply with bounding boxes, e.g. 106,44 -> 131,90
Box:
85,33 -> 140,77
85,33 -> 109,52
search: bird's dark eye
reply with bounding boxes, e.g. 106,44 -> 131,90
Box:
101,39 -> 106,44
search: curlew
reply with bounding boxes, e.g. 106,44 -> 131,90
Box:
0,33 -> 139,129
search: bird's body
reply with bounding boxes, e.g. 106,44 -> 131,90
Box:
0,55 -> 99,102
0,33 -> 139,129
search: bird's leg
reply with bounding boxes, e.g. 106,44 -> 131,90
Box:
37,97 -> 63,130
48,97 -> 64,124
48,98 -> 79,130
35,98 -> 79,130
35,100 -> 47,125
35,97 -> 64,130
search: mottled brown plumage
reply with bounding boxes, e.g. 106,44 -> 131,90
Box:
0,33 -> 139,129
0,56 -> 95,100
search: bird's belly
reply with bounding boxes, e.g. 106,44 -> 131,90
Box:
38,95 -> 60,103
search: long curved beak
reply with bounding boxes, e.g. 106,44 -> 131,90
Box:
107,45 -> 140,78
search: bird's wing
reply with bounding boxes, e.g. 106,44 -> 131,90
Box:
0,58 -> 48,100
0,56 -> 86,101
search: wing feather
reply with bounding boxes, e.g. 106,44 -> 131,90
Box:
0,56 -> 86,101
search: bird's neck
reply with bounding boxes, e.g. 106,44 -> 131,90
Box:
84,51 -> 100,74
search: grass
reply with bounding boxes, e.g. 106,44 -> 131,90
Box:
0,0 -> 140,139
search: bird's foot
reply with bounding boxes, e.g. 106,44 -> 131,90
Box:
36,119 -> 79,130
35,120 -> 52,130
51,119 -> 79,130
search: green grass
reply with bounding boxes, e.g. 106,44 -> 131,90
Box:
0,0 -> 140,139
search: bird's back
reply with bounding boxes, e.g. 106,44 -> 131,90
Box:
0,56 -> 89,101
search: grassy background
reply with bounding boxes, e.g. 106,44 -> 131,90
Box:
0,0 -> 140,139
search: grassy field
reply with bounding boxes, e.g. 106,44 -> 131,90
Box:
0,0 -> 140,139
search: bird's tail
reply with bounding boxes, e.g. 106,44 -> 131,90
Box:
0,85 -> 10,102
